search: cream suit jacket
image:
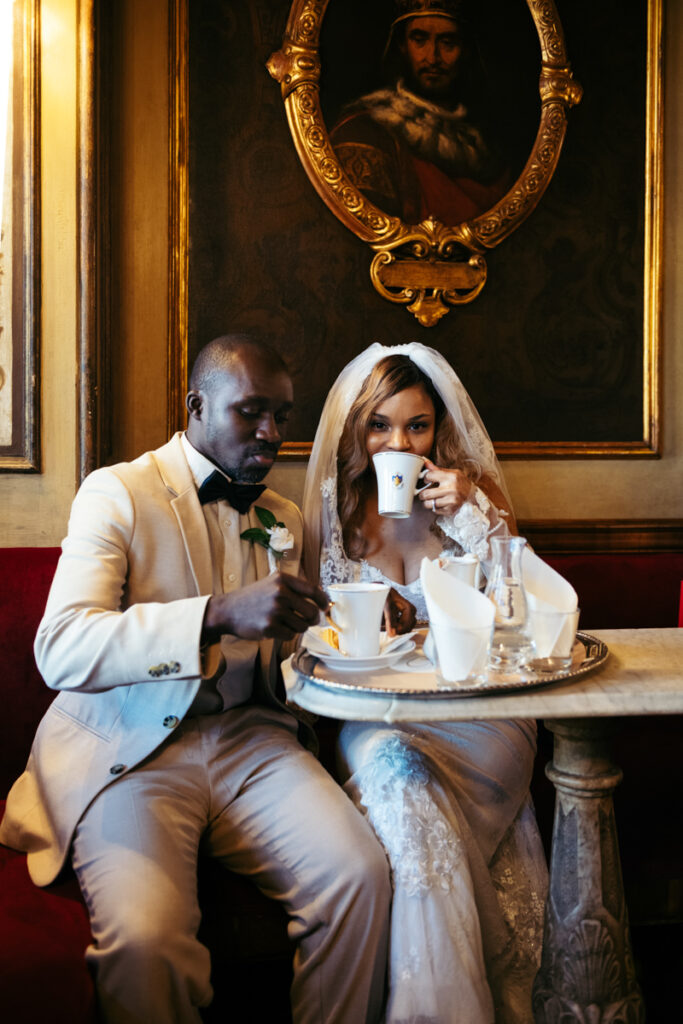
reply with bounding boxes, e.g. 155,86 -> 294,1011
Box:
0,433 -> 305,887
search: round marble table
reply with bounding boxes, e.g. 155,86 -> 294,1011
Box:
284,628 -> 683,1024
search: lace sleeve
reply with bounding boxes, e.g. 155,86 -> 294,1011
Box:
437,486 -> 509,574
318,476 -> 360,587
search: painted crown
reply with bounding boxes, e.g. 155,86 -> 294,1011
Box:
392,0 -> 467,26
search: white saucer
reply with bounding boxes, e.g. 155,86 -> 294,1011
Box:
302,627 -> 417,672
309,642 -> 416,672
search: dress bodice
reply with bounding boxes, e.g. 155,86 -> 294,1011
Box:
318,477 -> 430,620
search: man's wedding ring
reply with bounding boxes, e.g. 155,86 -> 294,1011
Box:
431,498 -> 436,512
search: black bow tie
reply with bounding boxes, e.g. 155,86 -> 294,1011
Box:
197,471 -> 266,514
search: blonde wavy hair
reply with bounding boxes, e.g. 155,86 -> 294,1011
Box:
337,354 -> 483,560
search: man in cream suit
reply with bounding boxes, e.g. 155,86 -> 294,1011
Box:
0,335 -> 391,1024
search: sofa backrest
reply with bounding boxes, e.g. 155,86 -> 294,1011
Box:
545,552 -> 683,630
0,547 -> 61,797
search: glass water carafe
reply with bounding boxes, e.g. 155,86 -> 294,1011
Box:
484,535 -> 535,671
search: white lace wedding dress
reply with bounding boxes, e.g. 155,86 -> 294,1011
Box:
321,483 -> 548,1024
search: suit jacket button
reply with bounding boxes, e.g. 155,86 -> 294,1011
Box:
163,715 -> 179,729
169,661 -> 181,673
110,764 -> 126,775
149,665 -> 160,677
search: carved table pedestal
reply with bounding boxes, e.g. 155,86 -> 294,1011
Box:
533,718 -> 645,1023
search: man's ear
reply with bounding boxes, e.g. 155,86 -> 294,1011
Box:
186,390 -> 203,421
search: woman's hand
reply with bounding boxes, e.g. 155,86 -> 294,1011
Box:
384,588 -> 417,636
417,457 -> 474,518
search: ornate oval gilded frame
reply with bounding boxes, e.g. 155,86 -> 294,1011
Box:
268,0 -> 582,326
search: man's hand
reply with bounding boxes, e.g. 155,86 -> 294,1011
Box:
383,587 -> 417,636
203,574 -> 329,642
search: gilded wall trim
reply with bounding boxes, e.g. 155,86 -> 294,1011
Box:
77,0 -> 97,482
77,0 -> 111,482
0,0 -> 40,472
168,0 -> 189,439
642,0 -> 663,457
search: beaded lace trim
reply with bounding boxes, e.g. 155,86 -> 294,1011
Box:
437,487 -> 496,563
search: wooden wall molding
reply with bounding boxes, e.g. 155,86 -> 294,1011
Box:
77,0 -> 111,482
168,0 -> 188,437
519,519 -> 683,554
77,0 -> 96,482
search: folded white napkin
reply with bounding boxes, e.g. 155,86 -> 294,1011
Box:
522,549 -> 579,657
420,557 -> 494,681
522,548 -> 578,612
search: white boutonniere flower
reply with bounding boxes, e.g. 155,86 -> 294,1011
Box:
241,506 -> 294,573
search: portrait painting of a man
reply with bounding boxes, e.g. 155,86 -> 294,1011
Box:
187,0 -> 649,451
329,0 -> 516,225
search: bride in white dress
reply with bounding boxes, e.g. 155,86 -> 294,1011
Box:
302,343 -> 548,1024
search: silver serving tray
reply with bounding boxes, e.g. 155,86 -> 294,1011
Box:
291,632 -> 609,699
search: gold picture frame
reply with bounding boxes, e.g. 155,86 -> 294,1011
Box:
0,0 -> 40,472
267,0 -> 582,327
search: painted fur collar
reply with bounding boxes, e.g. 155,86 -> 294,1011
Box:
351,80 -> 499,180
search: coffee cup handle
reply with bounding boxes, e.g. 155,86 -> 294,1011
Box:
325,601 -> 345,631
414,468 -> 431,495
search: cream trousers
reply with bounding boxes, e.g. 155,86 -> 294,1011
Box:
71,705 -> 391,1024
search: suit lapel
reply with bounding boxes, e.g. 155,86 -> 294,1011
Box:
171,489 -> 213,595
153,434 -> 214,596
153,446 -> 283,685
244,502 -> 277,686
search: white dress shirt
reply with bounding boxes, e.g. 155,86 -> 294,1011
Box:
181,433 -> 259,714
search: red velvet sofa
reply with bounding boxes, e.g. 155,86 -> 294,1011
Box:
0,549 -> 95,1023
0,548 -> 293,1023
2,545 -> 682,1021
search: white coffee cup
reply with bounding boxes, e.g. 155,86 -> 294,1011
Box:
435,554 -> 482,589
326,582 -> 390,657
372,451 -> 430,518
